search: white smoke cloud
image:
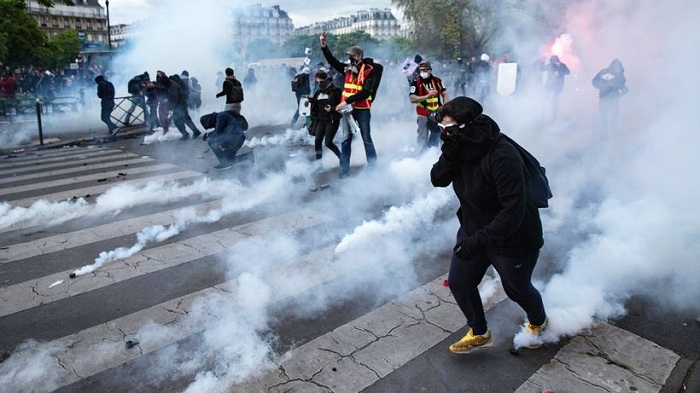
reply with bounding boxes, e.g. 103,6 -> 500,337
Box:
4,0 -> 700,389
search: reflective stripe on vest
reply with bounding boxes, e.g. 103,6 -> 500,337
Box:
414,77 -> 442,117
342,63 -> 373,109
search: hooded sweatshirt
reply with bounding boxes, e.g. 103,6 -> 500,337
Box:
431,110 -> 543,256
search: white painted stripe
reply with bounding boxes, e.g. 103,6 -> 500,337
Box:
0,148 -> 125,169
1,147 -> 117,163
0,200 -> 222,264
0,209 -> 333,318
7,171 -> 201,207
0,152 -> 140,176
0,243 -> 505,393
0,163 -> 179,196
0,157 -> 155,185
515,323 -> 680,393
229,277 -> 506,393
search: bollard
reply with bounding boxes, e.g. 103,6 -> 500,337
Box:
35,99 -> 44,146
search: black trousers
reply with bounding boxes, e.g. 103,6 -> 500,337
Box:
448,227 -> 546,335
313,119 -> 341,159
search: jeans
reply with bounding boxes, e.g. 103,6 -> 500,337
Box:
100,99 -> 117,133
448,227 -> 546,335
124,95 -> 146,126
339,108 -> 376,173
416,116 -> 440,149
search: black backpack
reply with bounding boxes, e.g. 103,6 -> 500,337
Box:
225,79 -> 244,103
369,62 -> 383,100
481,134 -> 553,208
127,77 -> 141,95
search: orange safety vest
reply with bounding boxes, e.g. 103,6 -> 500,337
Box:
342,63 -> 374,109
413,76 -> 444,117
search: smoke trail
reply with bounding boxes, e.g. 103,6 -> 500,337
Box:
0,177 -> 238,230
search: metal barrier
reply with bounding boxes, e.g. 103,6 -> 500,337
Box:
111,96 -> 146,127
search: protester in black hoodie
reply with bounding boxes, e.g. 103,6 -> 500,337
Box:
169,74 -> 201,140
94,74 -> 118,135
430,96 -> 547,354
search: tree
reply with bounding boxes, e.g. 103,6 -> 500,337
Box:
42,29 -> 81,70
0,0 -> 49,66
392,0 -> 497,59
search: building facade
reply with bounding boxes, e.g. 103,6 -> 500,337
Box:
25,0 -> 109,51
232,4 -> 295,46
295,8 -> 401,39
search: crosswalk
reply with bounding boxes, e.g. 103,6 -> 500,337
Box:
0,145 -> 685,392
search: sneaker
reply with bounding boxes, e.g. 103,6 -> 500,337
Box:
523,318 -> 548,349
109,127 -> 120,136
449,328 -> 492,354
179,134 -> 190,141
213,162 -> 232,170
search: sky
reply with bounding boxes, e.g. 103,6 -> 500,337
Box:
98,0 -> 404,28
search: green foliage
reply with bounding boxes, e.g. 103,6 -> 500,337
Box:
0,32 -> 8,61
245,38 -> 284,62
0,0 -> 49,66
392,0 -> 497,59
42,29 -> 81,70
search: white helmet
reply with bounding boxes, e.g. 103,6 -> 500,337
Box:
480,53 -> 490,61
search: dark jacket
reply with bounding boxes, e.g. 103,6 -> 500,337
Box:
592,59 -> 628,99
321,46 -> 380,105
309,80 -> 342,123
430,115 -> 543,256
95,75 -> 115,101
216,76 -> 243,104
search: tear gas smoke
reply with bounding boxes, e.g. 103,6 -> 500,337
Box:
3,0 -> 700,390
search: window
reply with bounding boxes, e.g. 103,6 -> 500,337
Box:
76,20 -> 82,28
64,19 -> 71,28
87,34 -> 93,41
52,18 -> 59,27
86,21 -> 92,29
97,22 -> 103,30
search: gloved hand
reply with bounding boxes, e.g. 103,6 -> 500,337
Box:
453,236 -> 479,260
202,132 -> 209,141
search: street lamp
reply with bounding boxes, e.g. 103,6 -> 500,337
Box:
106,0 -> 111,50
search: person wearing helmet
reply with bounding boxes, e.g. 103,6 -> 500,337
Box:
473,53 -> 492,104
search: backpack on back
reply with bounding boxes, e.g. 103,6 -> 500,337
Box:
225,79 -> 244,103
369,62 -> 383,101
127,77 -> 141,95
482,134 -> 553,208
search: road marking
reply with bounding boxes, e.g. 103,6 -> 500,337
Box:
0,157 -> 155,185
0,209 -> 333,318
515,323 -> 680,393
0,163 -> 179,197
0,146 -> 116,163
0,200 -> 222,264
0,152 -> 140,176
7,171 -> 201,207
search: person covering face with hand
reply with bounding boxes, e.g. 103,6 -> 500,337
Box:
430,96 -> 548,354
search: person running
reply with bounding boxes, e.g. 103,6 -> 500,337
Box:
430,96 -> 548,354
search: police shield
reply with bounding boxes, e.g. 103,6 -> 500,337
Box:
496,62 -> 518,97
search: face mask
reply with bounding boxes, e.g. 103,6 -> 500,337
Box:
319,79 -> 333,91
420,72 -> 430,79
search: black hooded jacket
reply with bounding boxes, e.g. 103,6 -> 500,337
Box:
431,115 -> 543,256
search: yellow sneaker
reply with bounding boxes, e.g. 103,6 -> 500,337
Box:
523,318 -> 548,349
449,328 -> 492,354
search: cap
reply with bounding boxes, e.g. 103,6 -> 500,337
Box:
346,46 -> 364,57
419,61 -> 432,70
